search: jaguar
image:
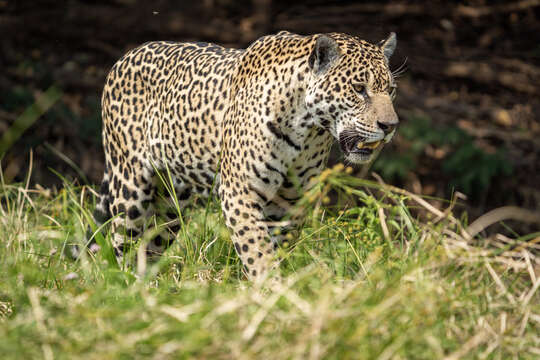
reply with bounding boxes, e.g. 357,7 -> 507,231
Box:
92,30 -> 399,280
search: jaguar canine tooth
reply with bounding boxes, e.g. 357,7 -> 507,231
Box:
365,140 -> 381,149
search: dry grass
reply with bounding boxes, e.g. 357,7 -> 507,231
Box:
0,165 -> 539,359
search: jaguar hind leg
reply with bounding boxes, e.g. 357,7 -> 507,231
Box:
143,180 -> 193,258
105,166 -> 156,263
70,174 -> 114,260
89,159 -> 196,265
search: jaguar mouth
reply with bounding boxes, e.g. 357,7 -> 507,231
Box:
339,135 -> 383,156
338,133 -> 384,164
354,140 -> 383,151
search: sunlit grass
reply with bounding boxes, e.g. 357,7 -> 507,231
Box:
0,166 -> 538,359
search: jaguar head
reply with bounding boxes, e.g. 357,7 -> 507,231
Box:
305,32 -> 399,164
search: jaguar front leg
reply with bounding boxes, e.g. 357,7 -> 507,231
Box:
263,189 -> 304,246
219,180 -> 279,280
218,125 -> 294,280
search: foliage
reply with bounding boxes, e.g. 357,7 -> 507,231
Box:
0,86 -> 62,159
373,116 -> 512,198
0,166 -> 538,359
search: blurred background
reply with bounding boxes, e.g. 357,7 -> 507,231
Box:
1,0 -> 539,230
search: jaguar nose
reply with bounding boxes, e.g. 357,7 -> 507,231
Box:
377,121 -> 397,135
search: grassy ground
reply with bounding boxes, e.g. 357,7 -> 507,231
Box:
0,165 -> 538,359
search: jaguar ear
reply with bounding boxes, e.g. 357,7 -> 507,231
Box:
308,35 -> 340,75
378,32 -> 397,61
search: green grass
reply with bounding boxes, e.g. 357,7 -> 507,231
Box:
0,166 -> 538,359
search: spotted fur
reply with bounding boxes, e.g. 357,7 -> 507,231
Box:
94,31 -> 399,280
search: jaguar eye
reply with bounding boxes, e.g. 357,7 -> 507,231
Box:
352,83 -> 367,97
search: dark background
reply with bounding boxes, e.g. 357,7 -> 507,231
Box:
1,0 -> 539,229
